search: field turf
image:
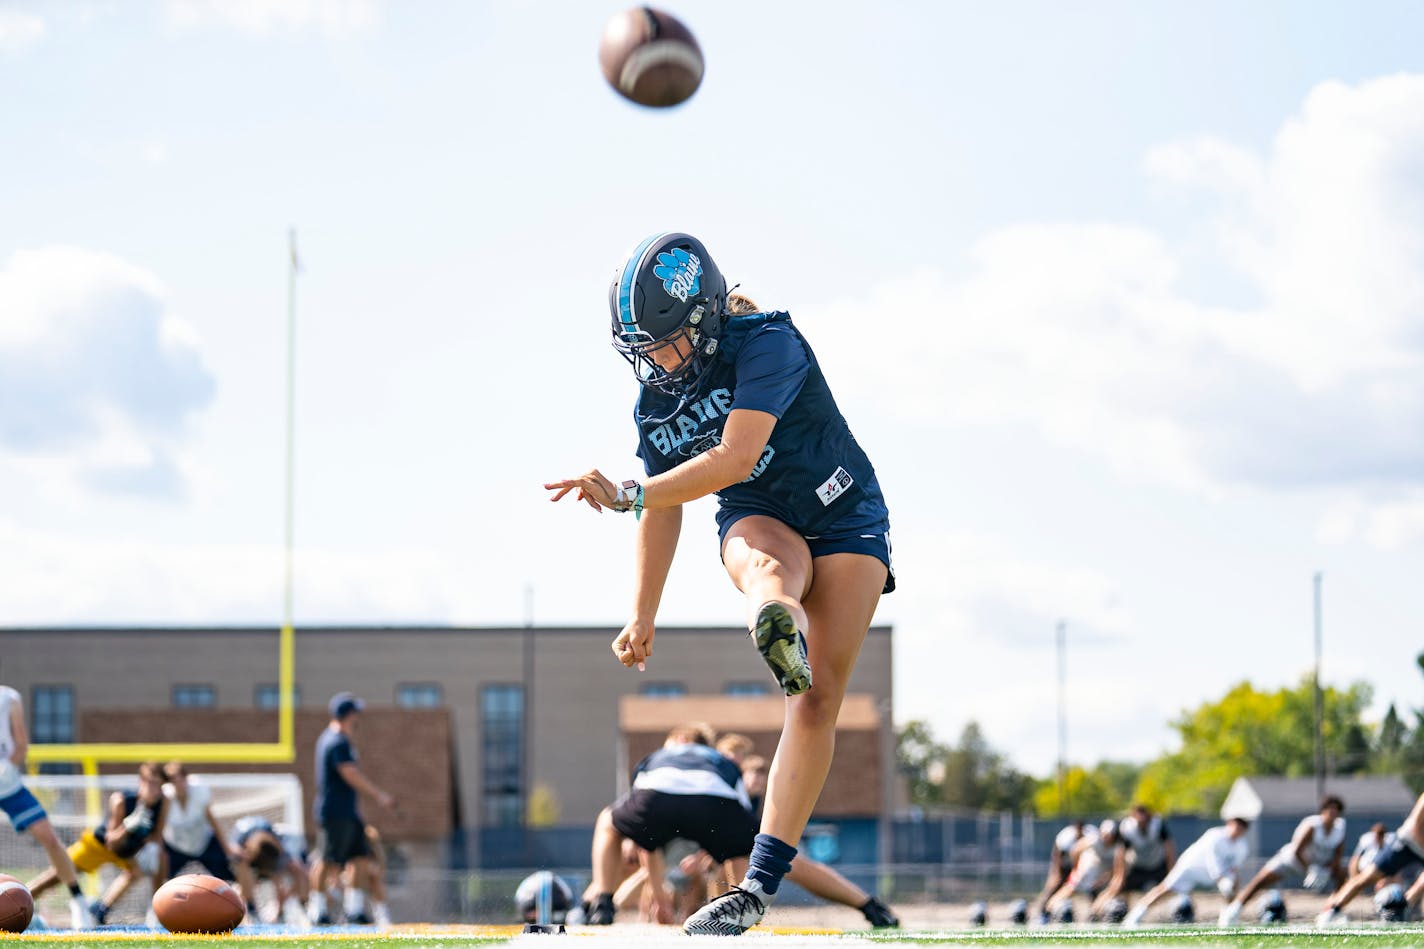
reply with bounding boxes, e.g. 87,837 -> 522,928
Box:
7,926 -> 1424,949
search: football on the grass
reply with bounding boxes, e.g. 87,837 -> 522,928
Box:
0,874 -> 34,933
152,874 -> 245,933
598,6 -> 703,107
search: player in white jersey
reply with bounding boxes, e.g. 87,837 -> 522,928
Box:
1351,823 -> 1393,877
1219,795 -> 1346,926
0,686 -> 95,929
1045,820 -> 1116,922
161,762 -> 238,885
1034,821 -> 1093,923
1317,792 -> 1424,925
1124,819 -> 1250,926
1091,804 -> 1176,919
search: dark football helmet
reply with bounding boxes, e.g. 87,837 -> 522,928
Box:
515,870 -> 573,924
1102,897 -> 1128,924
1258,889 -> 1287,924
1374,882 -> 1407,922
1170,894 -> 1194,924
609,232 -> 728,401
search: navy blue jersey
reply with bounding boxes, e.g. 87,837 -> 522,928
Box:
631,743 -> 750,808
314,728 -> 360,822
634,311 -> 889,538
97,789 -> 164,858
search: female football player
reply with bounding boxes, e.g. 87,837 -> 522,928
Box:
545,232 -> 893,935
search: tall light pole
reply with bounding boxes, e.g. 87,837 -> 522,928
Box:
1056,620 -> 1068,814
1313,572 -> 1325,799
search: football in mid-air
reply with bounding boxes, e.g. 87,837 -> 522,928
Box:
598,6 -> 703,107
152,874 -> 245,933
0,874 -> 34,934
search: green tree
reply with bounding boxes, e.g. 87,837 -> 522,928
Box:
895,719 -> 1035,812
896,719 -> 949,807
1033,764 -> 1123,816
1130,676 -> 1374,812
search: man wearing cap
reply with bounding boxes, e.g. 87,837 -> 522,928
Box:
307,692 -> 395,925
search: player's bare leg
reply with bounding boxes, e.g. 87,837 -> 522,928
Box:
1124,882 -> 1170,926
1221,865 -> 1282,924
686,519 -> 882,935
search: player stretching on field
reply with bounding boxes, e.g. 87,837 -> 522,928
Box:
582,724 -> 756,925
231,815 -> 310,924
1316,791 -> 1424,925
161,762 -> 239,890
1036,820 -> 1094,923
308,692 -> 395,926
0,686 -> 94,929
30,760 -> 168,926
1123,818 -> 1249,926
1219,795 -> 1345,925
546,232 -> 894,936
1091,804 -> 1176,919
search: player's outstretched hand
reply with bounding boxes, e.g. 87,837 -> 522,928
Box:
613,619 -> 655,671
544,469 -> 618,511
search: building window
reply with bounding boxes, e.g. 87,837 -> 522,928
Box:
481,685 -> 524,826
172,684 -> 216,708
396,683 -> 443,708
639,681 -> 688,698
254,684 -> 301,710
31,686 -> 75,743
31,686 -> 76,773
724,681 -> 771,697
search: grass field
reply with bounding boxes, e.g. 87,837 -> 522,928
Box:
7,925 -> 1424,949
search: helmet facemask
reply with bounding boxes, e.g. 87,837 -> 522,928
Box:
613,302 -> 721,401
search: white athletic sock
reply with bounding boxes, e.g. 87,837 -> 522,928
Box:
308,891 -> 327,917
344,887 -> 367,917
373,902 -> 391,926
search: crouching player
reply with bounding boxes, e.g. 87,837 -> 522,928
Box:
29,761 -> 168,926
1123,818 -> 1250,926
1219,795 -> 1345,926
1317,792 -> 1424,925
231,815 -> 310,924
1046,820 -> 1118,923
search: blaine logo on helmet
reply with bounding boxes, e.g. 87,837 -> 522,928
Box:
654,247 -> 702,302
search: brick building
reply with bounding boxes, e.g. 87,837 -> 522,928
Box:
1,624 -> 895,865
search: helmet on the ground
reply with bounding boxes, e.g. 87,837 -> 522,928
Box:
515,870 -> 573,923
1258,889 -> 1287,924
1170,894 -> 1194,924
968,900 -> 987,926
1053,900 -> 1075,924
609,232 -> 728,401
1103,898 -> 1128,924
1008,898 -> 1028,925
1374,883 -> 1407,922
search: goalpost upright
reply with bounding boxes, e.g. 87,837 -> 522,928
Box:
27,232 -> 304,809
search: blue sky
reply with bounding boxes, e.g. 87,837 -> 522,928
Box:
2,0 -> 1423,776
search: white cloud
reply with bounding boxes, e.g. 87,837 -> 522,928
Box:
0,246 -> 215,499
807,74 -> 1424,512
164,0 -> 379,35
0,9 -> 44,52
1317,491 -> 1424,549
0,519 -> 458,625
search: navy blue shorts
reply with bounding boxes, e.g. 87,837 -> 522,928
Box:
719,513 -> 895,594
166,835 -> 235,881
1373,837 -> 1424,877
0,784 -> 47,832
